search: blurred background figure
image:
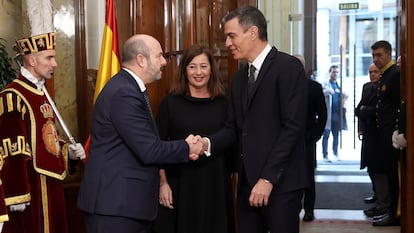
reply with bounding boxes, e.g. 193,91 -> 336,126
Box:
322,65 -> 348,162
294,54 -> 327,222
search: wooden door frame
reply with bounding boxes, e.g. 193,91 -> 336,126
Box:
400,0 -> 414,232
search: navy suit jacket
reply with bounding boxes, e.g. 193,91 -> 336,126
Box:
212,47 -> 308,193
77,69 -> 189,221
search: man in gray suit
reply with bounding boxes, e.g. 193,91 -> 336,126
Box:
77,34 -> 205,233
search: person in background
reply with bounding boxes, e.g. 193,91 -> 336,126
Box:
77,34 -> 205,233
369,40 -> 400,226
396,55 -> 401,67
208,6 -> 308,233
293,54 -> 327,222
321,65 -> 348,161
355,63 -> 380,213
0,32 -> 86,233
152,44 -> 236,233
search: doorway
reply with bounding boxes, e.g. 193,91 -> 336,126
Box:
309,0 -> 400,216
315,0 -> 398,160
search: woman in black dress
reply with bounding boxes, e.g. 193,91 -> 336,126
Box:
152,45 -> 236,233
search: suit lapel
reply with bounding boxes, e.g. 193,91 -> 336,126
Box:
246,47 -> 278,108
122,69 -> 160,136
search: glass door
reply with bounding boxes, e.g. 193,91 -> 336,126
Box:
316,0 -> 398,158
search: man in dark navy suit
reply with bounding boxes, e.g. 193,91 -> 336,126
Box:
294,55 -> 327,222
209,6 -> 308,233
77,34 -> 205,233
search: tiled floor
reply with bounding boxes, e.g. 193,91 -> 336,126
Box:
303,140 -> 401,233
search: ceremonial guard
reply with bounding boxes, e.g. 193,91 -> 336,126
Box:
0,1 -> 85,232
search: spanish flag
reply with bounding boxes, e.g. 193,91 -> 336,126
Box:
83,0 -> 120,162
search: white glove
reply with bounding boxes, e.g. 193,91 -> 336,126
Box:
0,222 -> 3,232
9,202 -> 29,212
68,143 -> 86,160
392,130 -> 407,150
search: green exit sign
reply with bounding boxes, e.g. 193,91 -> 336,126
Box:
339,2 -> 359,10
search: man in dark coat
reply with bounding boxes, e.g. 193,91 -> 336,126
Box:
209,6 -> 308,233
355,63 -> 380,211
77,34 -> 205,233
294,55 -> 327,221
369,40 -> 400,226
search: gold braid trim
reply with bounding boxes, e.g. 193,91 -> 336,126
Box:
41,175 -> 50,233
1,136 -> 32,159
62,140 -> 69,170
5,193 -> 31,206
0,214 -> 9,222
2,87 -> 67,180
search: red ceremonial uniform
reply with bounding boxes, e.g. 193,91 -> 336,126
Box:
0,178 -> 9,224
0,75 -> 69,233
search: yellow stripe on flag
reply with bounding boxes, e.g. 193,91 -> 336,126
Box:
94,23 -> 120,101
84,0 -> 120,163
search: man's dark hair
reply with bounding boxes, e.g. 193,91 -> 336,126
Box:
329,65 -> 338,72
371,40 -> 392,53
222,6 -> 268,41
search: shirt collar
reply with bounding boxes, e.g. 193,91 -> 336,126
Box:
250,44 -> 272,72
380,60 -> 394,74
21,67 -> 45,90
122,67 -> 146,92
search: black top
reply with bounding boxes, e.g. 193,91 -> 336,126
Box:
153,94 -> 236,233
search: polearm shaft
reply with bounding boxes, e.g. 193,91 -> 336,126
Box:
42,86 -> 76,145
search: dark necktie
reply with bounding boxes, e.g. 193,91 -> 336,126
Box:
143,90 -> 159,136
143,90 -> 155,120
248,65 -> 256,98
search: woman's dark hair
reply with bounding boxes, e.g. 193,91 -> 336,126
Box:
170,44 -> 225,98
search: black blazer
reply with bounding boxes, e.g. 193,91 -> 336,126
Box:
355,82 -> 379,169
306,79 -> 327,143
355,82 -> 378,133
77,69 -> 190,221
212,47 -> 308,193
376,64 -> 400,130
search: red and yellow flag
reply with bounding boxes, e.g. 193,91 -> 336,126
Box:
94,0 -> 120,102
84,0 -> 120,162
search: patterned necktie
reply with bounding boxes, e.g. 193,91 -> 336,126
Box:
248,65 -> 256,98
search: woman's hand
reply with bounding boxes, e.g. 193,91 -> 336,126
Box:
159,182 -> 174,209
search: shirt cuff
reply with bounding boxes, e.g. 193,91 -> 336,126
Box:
203,137 -> 211,157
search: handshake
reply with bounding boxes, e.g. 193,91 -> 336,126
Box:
185,134 -> 209,160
